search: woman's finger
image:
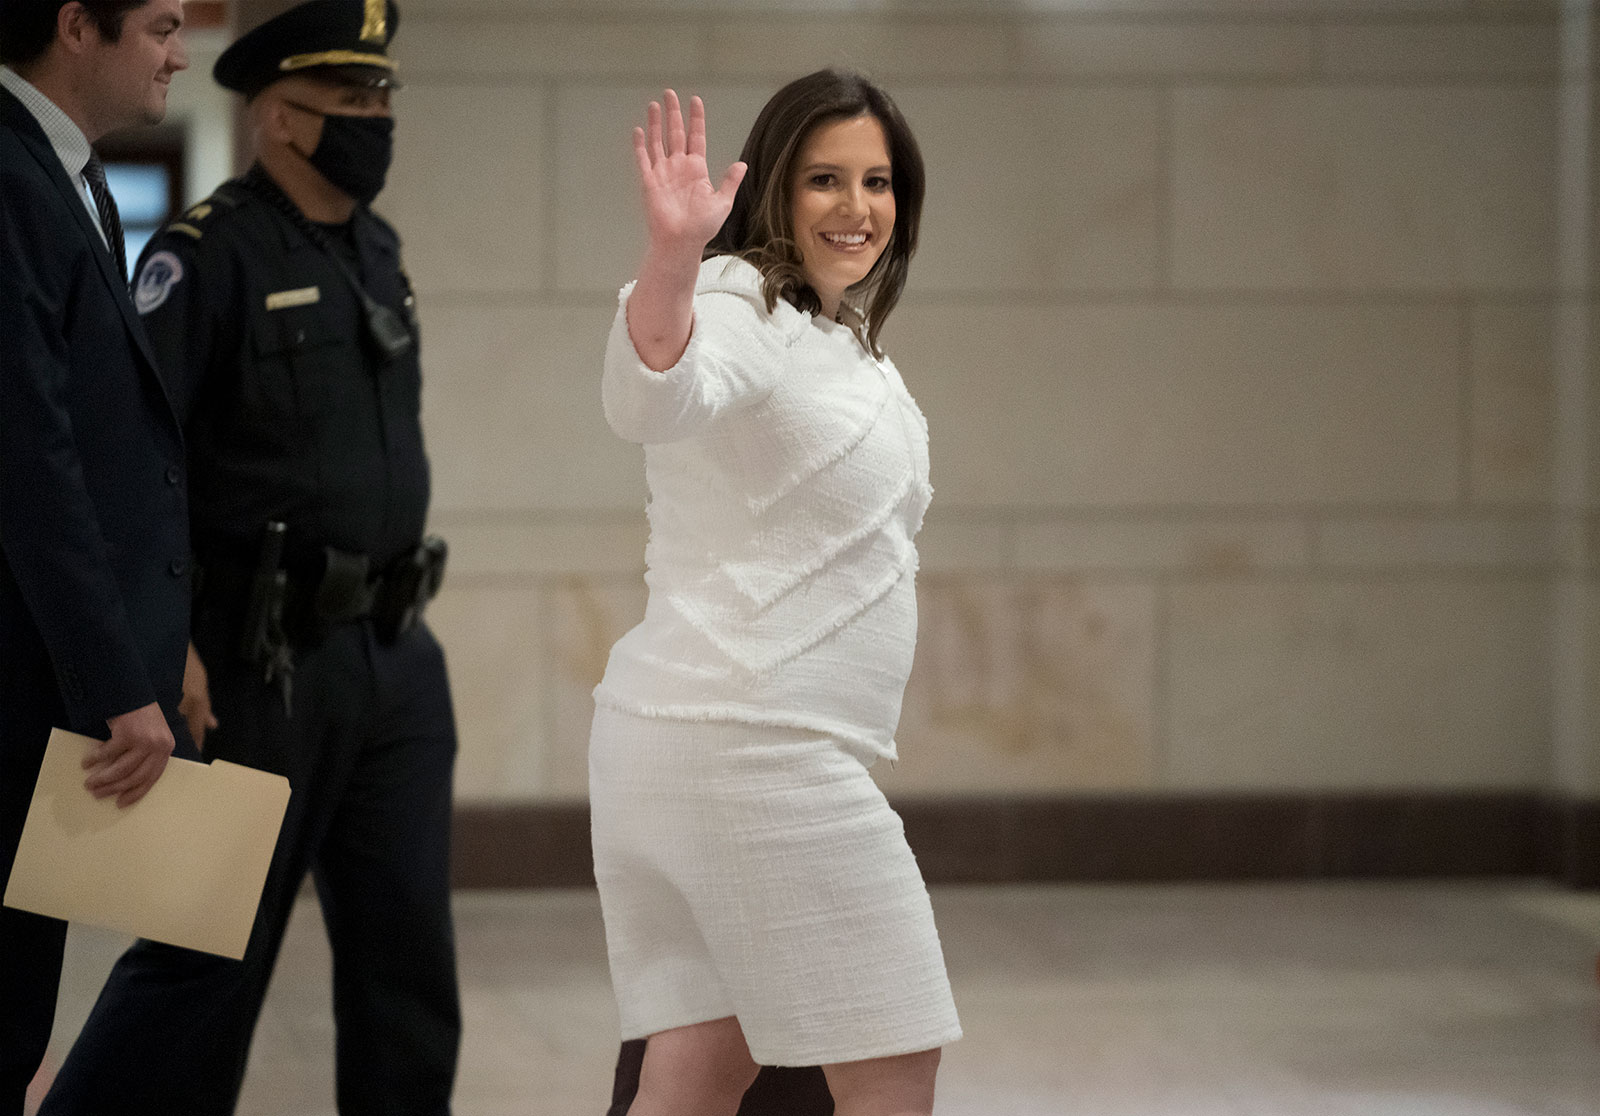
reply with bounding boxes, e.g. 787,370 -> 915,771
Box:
647,100 -> 665,165
716,161 -> 748,203
664,88 -> 686,157
687,95 -> 707,159
632,126 -> 653,184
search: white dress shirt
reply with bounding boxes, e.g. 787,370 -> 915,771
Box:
1,65 -> 110,247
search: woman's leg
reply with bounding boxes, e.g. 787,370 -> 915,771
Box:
821,1047 -> 941,1116
610,1039 -> 835,1116
626,1017 -> 761,1116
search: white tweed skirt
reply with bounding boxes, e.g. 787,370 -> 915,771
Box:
588,705 -> 962,1066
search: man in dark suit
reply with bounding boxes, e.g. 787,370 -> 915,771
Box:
0,0 -> 191,1110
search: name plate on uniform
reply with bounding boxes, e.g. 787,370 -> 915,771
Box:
265,286 -> 321,311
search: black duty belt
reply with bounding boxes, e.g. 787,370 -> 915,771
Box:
195,527 -> 447,713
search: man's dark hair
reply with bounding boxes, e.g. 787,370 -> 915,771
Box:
0,0 -> 149,68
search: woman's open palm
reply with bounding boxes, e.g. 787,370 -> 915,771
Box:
634,90 -> 746,250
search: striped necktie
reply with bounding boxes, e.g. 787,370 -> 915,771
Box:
81,153 -> 127,281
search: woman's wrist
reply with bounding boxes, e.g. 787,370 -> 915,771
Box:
628,244 -> 702,371
640,238 -> 705,280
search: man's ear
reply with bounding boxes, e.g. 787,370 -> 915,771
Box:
55,2 -> 96,56
255,96 -> 292,145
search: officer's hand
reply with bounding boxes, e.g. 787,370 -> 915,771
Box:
85,702 -> 176,808
178,641 -> 219,751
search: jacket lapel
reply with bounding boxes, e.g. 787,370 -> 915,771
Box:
0,88 -> 181,428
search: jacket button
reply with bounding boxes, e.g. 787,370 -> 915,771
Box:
169,558 -> 188,577
165,465 -> 181,485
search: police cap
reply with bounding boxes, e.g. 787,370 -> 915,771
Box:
214,0 -> 402,97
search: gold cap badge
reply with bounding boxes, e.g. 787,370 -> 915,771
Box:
360,0 -> 386,44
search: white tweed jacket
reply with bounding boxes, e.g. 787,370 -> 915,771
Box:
594,255 -> 932,761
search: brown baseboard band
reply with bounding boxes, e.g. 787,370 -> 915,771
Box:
1540,798 -> 1600,887
450,794 -> 1600,890
452,802 -> 594,888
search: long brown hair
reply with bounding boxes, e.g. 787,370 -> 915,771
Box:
707,69 -> 924,359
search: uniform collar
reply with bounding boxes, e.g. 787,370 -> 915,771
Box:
241,163 -> 363,254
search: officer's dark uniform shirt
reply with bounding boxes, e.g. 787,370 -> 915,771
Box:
131,166 -> 428,569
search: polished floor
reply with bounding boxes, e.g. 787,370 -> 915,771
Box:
28,881 -> 1600,1115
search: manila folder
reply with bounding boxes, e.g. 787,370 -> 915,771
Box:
3,728 -> 290,960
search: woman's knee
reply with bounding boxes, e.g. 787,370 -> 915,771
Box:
636,1018 -> 760,1111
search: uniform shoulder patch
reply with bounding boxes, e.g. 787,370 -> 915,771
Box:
161,190 -> 242,239
133,250 -> 184,315
163,199 -> 209,236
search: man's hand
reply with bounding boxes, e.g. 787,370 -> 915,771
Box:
84,702 -> 176,808
178,640 -> 218,751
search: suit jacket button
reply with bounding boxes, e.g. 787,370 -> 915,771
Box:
165,465 -> 181,485
169,558 -> 188,577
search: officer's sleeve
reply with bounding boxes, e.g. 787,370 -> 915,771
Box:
131,226 -> 238,424
0,166 -> 156,726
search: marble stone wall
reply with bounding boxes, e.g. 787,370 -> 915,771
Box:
1552,3 -> 1599,797
357,0 -> 1598,803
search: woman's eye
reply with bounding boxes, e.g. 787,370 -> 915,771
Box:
866,176 -> 891,191
810,174 -> 834,187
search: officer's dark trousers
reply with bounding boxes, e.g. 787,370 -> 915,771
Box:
607,1039 -> 835,1116
40,618 -> 460,1116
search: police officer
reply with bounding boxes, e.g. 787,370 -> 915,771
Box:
39,3 -> 460,1114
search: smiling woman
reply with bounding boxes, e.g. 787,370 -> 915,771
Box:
787,114 -> 897,324
591,70 -> 953,1116
707,68 -> 925,359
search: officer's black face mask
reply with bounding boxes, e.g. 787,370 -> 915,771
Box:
288,104 -> 394,205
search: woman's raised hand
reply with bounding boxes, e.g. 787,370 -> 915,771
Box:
634,90 -> 747,252
623,90 -> 746,370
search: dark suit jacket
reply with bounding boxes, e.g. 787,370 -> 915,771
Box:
0,85 -> 190,764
